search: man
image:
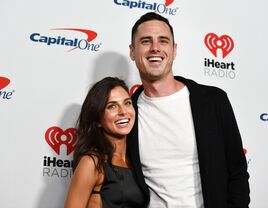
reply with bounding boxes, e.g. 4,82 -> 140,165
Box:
127,12 -> 250,208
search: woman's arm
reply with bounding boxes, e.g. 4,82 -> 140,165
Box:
64,156 -> 101,208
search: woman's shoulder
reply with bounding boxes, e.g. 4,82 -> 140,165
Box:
72,155 -> 101,185
78,154 -> 99,170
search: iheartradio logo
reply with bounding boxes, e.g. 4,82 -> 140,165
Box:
204,33 -> 234,59
45,126 -> 77,155
243,148 -> 251,165
130,84 -> 141,96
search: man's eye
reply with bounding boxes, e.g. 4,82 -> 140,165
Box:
161,40 -> 169,44
141,40 -> 150,44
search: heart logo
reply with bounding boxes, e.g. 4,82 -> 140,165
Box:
130,84 -> 141,96
45,126 -> 77,155
0,76 -> 10,90
165,0 -> 174,6
204,33 -> 234,58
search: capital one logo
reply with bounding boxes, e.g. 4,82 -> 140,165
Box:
260,113 -> 268,121
114,0 -> 178,15
165,0 -> 174,6
0,76 -> 10,90
0,76 -> 14,100
30,28 -> 101,52
204,33 -> 234,59
52,28 -> 97,51
45,126 -> 77,155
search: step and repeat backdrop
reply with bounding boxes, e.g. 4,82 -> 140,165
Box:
0,0 -> 267,207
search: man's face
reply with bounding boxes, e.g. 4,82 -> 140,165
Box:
130,20 -> 177,82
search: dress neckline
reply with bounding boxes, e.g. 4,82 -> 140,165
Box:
111,164 -> 130,170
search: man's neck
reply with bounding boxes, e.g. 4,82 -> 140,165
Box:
142,76 -> 185,97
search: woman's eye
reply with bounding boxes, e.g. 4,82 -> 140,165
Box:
125,101 -> 132,106
107,104 -> 116,109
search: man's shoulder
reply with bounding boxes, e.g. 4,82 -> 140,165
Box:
131,76 -> 228,101
174,76 -> 228,101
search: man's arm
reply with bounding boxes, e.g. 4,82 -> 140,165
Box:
219,92 -> 250,207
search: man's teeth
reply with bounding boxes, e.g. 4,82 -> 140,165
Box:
116,119 -> 129,124
148,57 -> 162,61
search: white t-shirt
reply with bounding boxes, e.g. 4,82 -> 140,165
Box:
137,86 -> 204,208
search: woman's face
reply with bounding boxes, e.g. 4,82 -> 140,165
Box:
99,86 -> 135,140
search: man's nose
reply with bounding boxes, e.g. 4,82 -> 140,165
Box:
150,41 -> 160,52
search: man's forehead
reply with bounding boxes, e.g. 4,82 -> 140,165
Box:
135,22 -> 173,40
137,20 -> 169,29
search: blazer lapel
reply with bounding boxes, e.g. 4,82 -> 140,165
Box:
127,85 -> 149,196
177,76 -> 209,200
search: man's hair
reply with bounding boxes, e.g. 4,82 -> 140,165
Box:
131,12 -> 175,46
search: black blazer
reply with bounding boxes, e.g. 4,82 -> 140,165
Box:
127,76 -> 250,208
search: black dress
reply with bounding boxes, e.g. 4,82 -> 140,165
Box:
95,164 -> 146,208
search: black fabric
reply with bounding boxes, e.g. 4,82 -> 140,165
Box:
99,164 -> 146,208
127,76 -> 250,208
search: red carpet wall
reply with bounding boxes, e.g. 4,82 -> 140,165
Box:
0,1 -> 267,207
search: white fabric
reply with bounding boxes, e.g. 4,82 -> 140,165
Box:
138,87 -> 204,208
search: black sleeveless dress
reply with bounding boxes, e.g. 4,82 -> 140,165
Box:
97,164 -> 145,208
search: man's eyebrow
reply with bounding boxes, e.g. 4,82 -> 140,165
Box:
139,36 -> 152,41
139,36 -> 171,41
159,36 -> 171,40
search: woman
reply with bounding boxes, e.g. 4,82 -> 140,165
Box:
64,77 -> 146,208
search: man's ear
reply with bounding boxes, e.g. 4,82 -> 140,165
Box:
129,44 -> 135,61
173,43 -> 177,60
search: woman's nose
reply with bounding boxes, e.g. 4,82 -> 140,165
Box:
118,105 -> 126,114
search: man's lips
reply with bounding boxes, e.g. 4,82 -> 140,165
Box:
147,56 -> 163,62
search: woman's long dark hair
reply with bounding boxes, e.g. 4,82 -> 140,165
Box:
73,77 -> 130,172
